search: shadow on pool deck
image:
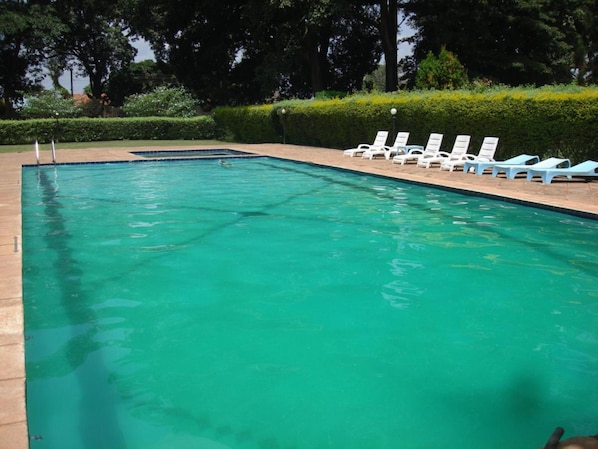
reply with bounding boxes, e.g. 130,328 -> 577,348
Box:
0,143 -> 597,449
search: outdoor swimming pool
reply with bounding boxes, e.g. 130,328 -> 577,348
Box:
22,157 -> 598,449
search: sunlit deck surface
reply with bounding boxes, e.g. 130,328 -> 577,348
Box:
1,143 -> 596,448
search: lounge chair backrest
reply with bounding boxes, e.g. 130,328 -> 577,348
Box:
535,157 -> 570,168
424,133 -> 443,154
450,135 -> 471,156
372,131 -> 389,147
392,132 -> 410,148
477,137 -> 499,161
503,154 -> 540,165
573,160 -> 598,172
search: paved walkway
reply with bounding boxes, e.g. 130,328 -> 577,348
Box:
1,143 -> 596,448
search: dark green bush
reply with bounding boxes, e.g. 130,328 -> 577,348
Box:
415,48 -> 468,90
21,90 -> 83,119
214,105 -> 280,143
314,90 -> 348,100
214,87 -> 598,163
0,116 -> 216,145
4,87 -> 598,164
123,86 -> 200,117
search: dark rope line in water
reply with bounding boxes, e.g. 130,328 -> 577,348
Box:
38,166 -> 333,293
30,166 -> 305,449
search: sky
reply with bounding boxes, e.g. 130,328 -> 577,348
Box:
43,38 -> 156,94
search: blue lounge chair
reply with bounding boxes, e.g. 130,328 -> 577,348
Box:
492,157 -> 570,180
526,160 -> 598,184
463,154 -> 540,175
343,131 -> 389,157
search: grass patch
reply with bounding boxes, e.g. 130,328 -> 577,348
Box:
0,139 -> 231,154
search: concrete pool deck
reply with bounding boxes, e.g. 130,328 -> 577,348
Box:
0,143 -> 597,448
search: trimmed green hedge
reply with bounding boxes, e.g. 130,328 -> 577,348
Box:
214,88 -> 598,163
213,105 -> 280,143
3,89 -> 598,163
0,116 -> 216,145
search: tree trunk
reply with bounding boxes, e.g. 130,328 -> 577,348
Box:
2,92 -> 16,119
308,45 -> 325,94
379,0 -> 398,92
88,72 -> 104,99
305,24 -> 330,95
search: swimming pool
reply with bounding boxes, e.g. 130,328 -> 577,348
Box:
22,157 -> 598,449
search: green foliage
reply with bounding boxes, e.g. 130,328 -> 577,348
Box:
106,60 -> 177,107
213,86 -> 598,163
314,91 -> 348,100
415,48 -> 468,90
5,86 -> 598,166
131,1 -> 381,103
0,116 -> 216,145
362,65 -> 386,92
51,0 -> 135,99
0,1 -> 62,116
123,86 -> 200,118
213,105 -> 280,143
20,90 -> 83,119
405,0 -> 590,86
12,0 -> 598,108
77,97 -> 122,119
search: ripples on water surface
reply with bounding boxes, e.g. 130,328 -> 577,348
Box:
22,158 -> 598,449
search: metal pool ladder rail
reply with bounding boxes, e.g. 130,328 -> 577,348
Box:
34,140 -> 57,165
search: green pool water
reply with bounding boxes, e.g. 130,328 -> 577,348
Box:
22,158 -> 598,449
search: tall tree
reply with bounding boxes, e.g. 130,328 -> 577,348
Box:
128,0 -> 244,104
263,0 -> 380,95
586,0 -> 598,83
0,0 -> 29,117
0,0 -> 58,117
378,0 -> 399,91
326,5 -> 381,94
231,0 -> 311,100
328,4 -> 382,92
560,0 -> 598,84
106,60 -> 176,107
404,0 -> 588,86
130,0 -> 381,103
50,0 -> 135,99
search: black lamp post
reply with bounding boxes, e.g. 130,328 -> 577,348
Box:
390,107 -> 397,141
54,111 -> 60,140
280,108 -> 287,144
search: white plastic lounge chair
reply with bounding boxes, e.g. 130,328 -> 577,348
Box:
392,133 -> 443,165
463,154 -> 540,175
440,136 -> 499,172
492,157 -> 570,179
362,132 -> 410,160
417,135 -> 471,168
526,160 -> 598,184
343,131 -> 389,157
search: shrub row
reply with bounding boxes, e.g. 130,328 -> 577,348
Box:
0,116 -> 216,145
2,88 -> 597,163
215,88 -> 598,163
213,105 -> 280,143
